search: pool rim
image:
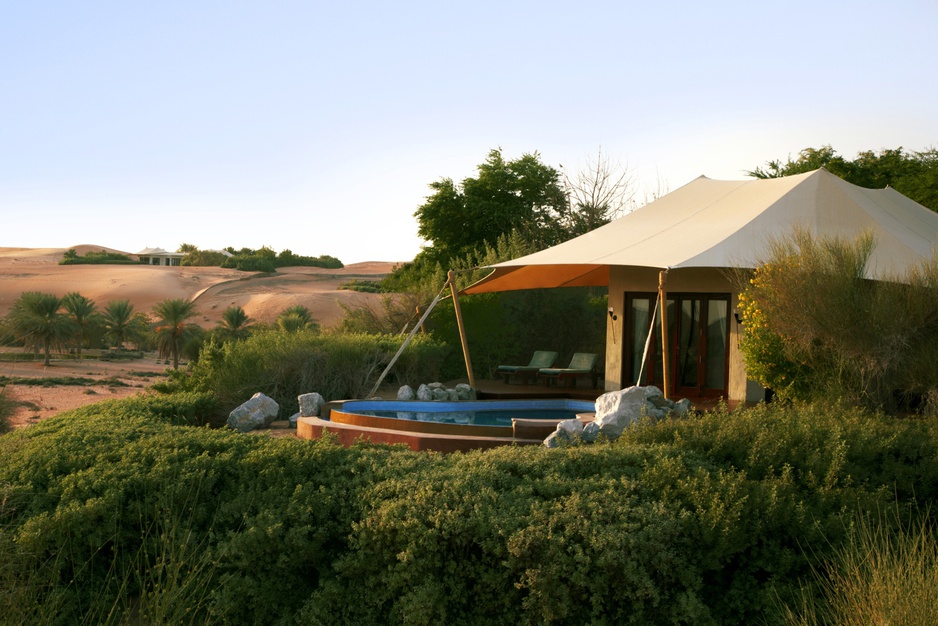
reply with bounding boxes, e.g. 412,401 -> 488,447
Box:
327,398 -> 596,439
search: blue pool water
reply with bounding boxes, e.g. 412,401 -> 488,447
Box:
337,399 -> 595,427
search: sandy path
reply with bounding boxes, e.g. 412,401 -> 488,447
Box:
0,354 -> 170,430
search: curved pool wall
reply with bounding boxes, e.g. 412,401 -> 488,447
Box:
327,398 -> 596,440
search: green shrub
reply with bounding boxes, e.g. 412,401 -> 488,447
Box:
157,330 -> 450,416
216,247 -> 344,272
4,397 -> 938,624
59,248 -> 139,265
737,229 -> 938,412
181,249 -> 229,266
0,398 -> 372,624
338,279 -> 385,293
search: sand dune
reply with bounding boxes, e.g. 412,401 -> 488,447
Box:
0,247 -> 399,328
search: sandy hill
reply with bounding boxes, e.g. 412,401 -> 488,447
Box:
0,246 -> 400,328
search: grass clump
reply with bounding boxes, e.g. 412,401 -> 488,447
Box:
782,507 -> 938,626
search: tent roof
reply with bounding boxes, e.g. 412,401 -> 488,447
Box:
464,168 -> 938,294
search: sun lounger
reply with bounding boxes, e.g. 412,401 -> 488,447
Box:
497,351 -> 558,384
538,352 -> 599,388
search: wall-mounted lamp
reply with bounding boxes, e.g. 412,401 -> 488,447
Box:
734,309 -> 743,326
608,307 -> 618,321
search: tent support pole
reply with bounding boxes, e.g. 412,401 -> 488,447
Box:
449,270 -> 476,388
368,283 -> 447,398
659,269 -> 670,399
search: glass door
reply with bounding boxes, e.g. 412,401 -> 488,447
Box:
624,293 -> 729,397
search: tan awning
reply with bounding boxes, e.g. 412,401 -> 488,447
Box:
463,168 -> 938,294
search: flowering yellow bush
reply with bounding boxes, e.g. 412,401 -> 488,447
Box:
738,265 -> 812,401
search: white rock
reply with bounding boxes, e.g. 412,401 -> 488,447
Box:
581,421 -> 601,442
298,392 -> 325,417
557,419 -> 584,438
227,392 -> 280,433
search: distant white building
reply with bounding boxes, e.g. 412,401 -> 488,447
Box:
136,247 -> 185,266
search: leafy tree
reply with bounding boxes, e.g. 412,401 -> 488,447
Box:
215,305 -> 254,343
415,148 -> 569,263
748,145 -> 938,211
61,292 -> 97,358
177,243 -> 198,254
101,300 -> 147,349
152,299 -> 202,369
8,292 -> 75,365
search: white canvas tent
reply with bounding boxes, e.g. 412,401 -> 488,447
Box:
464,168 -> 938,294
461,168 -> 938,402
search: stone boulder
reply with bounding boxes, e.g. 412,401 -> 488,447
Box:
581,421 -> 601,442
227,392 -> 279,433
416,384 -> 433,401
454,383 -> 475,400
557,418 -> 584,438
592,386 -> 651,438
298,392 -> 325,417
593,385 -> 682,439
397,385 -> 415,401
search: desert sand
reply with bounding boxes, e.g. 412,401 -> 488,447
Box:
0,246 -> 402,430
0,245 -> 398,328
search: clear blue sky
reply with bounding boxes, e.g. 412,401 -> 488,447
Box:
2,1 -> 936,263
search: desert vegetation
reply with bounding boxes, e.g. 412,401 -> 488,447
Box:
2,395 -> 937,624
58,248 -> 138,265
179,243 -> 344,272
736,228 -> 938,413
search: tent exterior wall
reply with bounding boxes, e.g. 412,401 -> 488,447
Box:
607,266 -> 763,403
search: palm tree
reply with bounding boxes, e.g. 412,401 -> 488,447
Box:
152,298 -> 200,369
62,292 -> 97,359
101,300 -> 136,349
9,292 -> 75,366
215,305 -> 254,342
276,305 -> 319,333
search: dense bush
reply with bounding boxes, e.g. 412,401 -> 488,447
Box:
181,249 -> 230,266
737,229 -> 938,412
156,330 -> 450,417
59,248 -> 139,265
338,279 -> 385,293
3,395 -> 938,624
221,254 -> 277,273
218,247 -> 344,272
0,396 -> 366,624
